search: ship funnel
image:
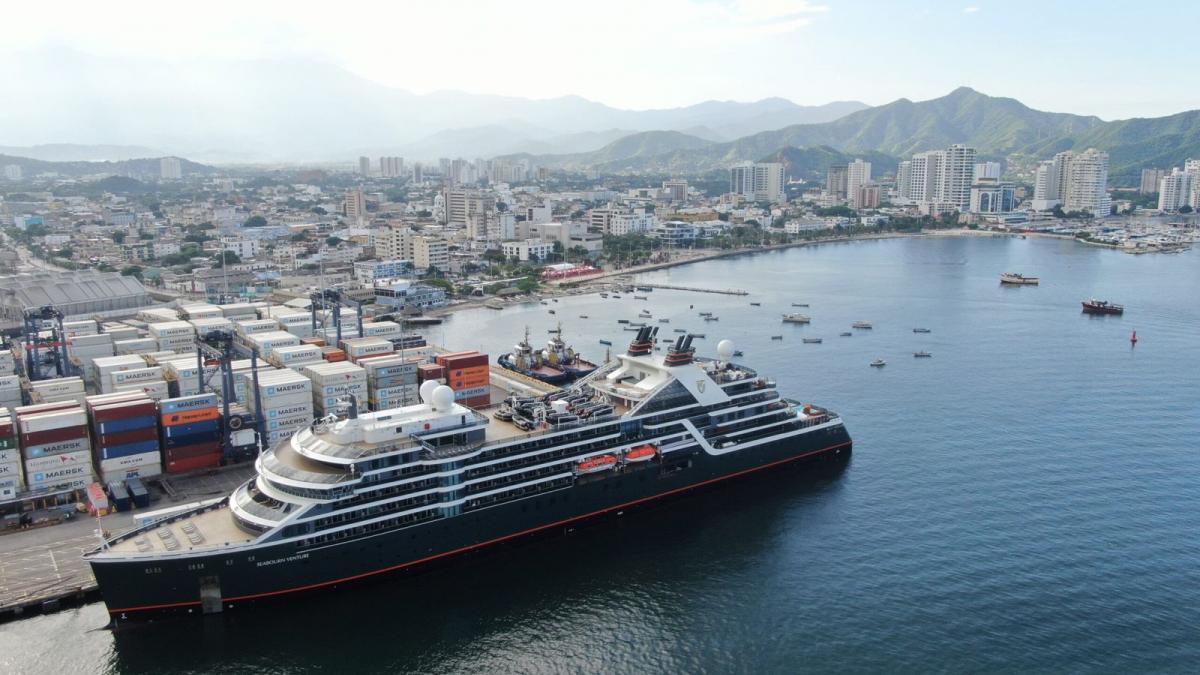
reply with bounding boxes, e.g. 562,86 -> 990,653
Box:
627,325 -> 654,357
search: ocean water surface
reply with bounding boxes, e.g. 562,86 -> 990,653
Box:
3,234 -> 1198,674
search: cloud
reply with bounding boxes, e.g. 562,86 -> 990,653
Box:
963,6 -> 981,12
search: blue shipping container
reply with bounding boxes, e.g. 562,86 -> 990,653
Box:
97,439 -> 161,460
94,415 -> 157,435
160,393 -> 219,414
162,419 -> 220,438
163,430 -> 222,449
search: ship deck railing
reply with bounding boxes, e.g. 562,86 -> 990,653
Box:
259,443 -> 358,486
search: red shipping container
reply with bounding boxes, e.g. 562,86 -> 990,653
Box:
95,426 -> 159,448
20,424 -> 90,447
301,337 -> 326,346
164,441 -> 223,461
0,422 -> 13,436
443,355 -> 489,369
86,392 -> 150,407
166,453 -> 222,473
461,395 -> 491,408
90,401 -> 158,422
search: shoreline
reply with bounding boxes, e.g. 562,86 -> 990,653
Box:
424,227 -> 1072,319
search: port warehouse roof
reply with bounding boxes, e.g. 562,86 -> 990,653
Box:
0,270 -> 151,327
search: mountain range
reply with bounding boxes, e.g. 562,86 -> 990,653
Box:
0,49 -> 867,163
0,154 -> 216,179
506,87 -> 1200,183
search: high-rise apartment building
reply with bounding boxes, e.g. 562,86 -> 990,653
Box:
411,163 -> 424,184
1060,149 -> 1111,217
358,156 -> 371,176
1140,168 -> 1166,194
443,188 -> 495,226
344,188 -> 367,224
895,161 -> 912,202
379,157 -> 404,178
663,179 -> 688,202
160,157 -> 182,180
904,151 -> 942,203
3,164 -> 23,181
1157,169 -> 1193,211
826,164 -> 848,199
936,144 -> 977,210
730,162 -> 786,203
376,228 -> 449,273
973,161 -> 1002,180
846,160 -> 872,208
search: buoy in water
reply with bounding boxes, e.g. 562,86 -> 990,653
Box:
1130,330 -> 1138,345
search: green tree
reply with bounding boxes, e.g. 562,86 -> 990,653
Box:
243,215 -> 268,228
326,236 -> 343,246
212,250 -> 241,267
111,231 -> 127,244
53,247 -> 74,258
121,265 -> 144,280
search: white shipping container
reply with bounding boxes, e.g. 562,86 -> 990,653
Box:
29,377 -> 85,396
103,326 -> 142,341
361,321 -> 402,337
110,366 -> 164,387
180,305 -> 223,320
0,461 -> 23,483
18,409 -> 87,434
0,448 -> 20,463
138,308 -> 180,323
67,333 -> 112,348
114,338 -> 158,354
100,462 -> 162,483
148,321 -> 194,338
0,374 -> 21,391
22,437 -> 90,458
24,449 -> 92,473
26,471 -> 92,490
99,451 -> 161,474
115,380 -> 169,400
265,413 -> 312,432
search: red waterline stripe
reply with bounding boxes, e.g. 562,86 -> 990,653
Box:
111,440 -> 850,614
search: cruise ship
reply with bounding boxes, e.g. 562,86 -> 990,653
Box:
85,328 -> 852,621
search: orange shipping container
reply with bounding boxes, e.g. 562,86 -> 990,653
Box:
301,337 -> 327,347
161,407 -> 220,426
322,348 -> 347,362
436,351 -> 482,366
450,374 -> 490,388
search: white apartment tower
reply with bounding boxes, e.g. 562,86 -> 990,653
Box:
730,162 -> 786,203
846,160 -> 872,208
160,157 -> 182,180
344,188 -> 367,225
1157,169 -> 1193,211
358,156 -> 371,176
1060,149 -> 1111,217
379,157 -> 404,178
937,144 -> 977,210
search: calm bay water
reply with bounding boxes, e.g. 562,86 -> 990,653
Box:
3,234 -> 1199,674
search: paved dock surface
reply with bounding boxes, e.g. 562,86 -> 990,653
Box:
0,463 -> 255,620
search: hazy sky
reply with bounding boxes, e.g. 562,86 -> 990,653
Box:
5,0 -> 1196,119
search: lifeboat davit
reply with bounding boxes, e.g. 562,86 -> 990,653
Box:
625,444 -> 658,462
575,454 -> 618,474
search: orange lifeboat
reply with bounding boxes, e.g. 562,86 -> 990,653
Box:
625,444 -> 658,463
575,454 -> 618,474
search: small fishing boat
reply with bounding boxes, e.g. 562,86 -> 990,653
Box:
771,335 -> 783,340
599,339 -> 612,346
803,338 -> 823,344
704,316 -> 719,322
658,318 -> 670,323
852,321 -> 873,329
870,359 -> 886,367
791,303 -> 809,308
611,294 -> 622,299
617,319 -> 629,324
579,315 -> 589,319
698,311 -> 712,317
914,351 -> 932,358
692,333 -> 706,339
634,295 -> 648,300
913,328 -> 931,333
552,299 -> 559,303
673,328 -> 686,333
840,332 -> 853,337
1082,299 -> 1124,315
600,293 -> 608,298
733,350 -> 744,357
782,313 -> 811,324
750,302 -> 761,307
1000,272 -> 1039,285
548,309 -> 556,314
540,301 -> 548,305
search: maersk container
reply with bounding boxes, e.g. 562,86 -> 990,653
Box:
27,463 -> 93,487
263,403 -> 314,420
159,393 -> 220,414
266,414 -> 312,432
147,321 -> 194,338
22,437 -> 91,458
0,462 -> 22,482
95,415 -> 157,435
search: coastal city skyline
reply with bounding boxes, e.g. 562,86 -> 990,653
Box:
1,3 -> 1198,673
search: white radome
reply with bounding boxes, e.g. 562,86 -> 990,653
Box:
431,385 -> 455,411
717,339 -> 735,361
419,380 -> 440,404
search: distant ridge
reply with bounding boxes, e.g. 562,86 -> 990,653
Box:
0,154 -> 216,180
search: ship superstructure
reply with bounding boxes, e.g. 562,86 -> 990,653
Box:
86,328 -> 852,620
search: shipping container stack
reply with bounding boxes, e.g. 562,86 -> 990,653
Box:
0,348 -> 17,376
101,323 -> 141,343
28,376 -> 87,405
108,365 -> 169,400
360,321 -> 403,339
188,316 -> 234,338
159,393 -> 223,473
321,346 -> 347,362
178,304 -> 223,321
137,307 -> 180,323
436,351 -> 491,408
87,392 -> 163,483
267,344 -> 323,369
67,332 -> 116,385
218,303 -> 259,321
16,402 -> 95,494
340,337 -> 395,364
0,374 -> 21,410
299,361 -> 368,418
244,369 -> 313,447
274,312 -> 314,339
363,356 -> 421,411
245,330 -> 301,360
148,320 -> 196,354
0,408 -> 22,500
